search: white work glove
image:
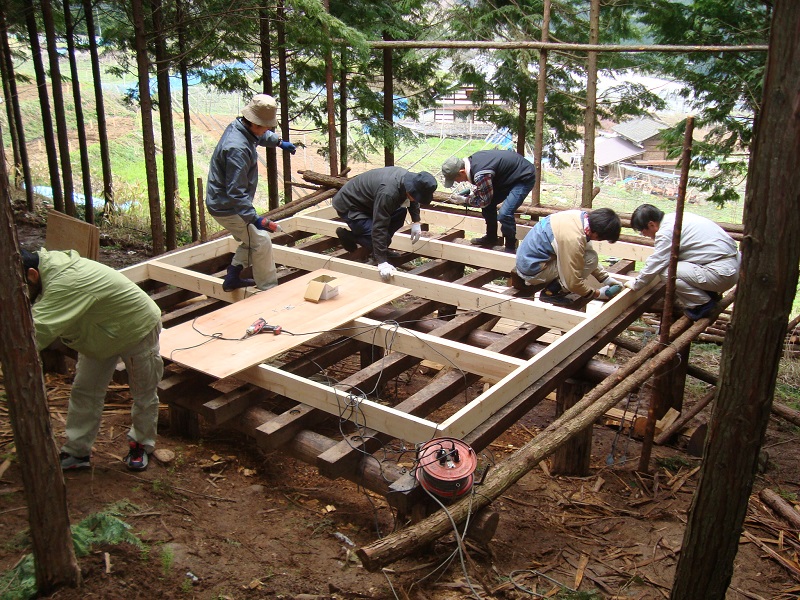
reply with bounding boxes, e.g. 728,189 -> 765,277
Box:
624,280 -> 637,290
605,276 -> 622,287
410,223 -> 422,244
377,262 -> 396,281
597,284 -> 622,301
449,191 -> 472,205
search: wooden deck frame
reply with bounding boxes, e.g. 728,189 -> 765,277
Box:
122,206 -> 657,444
302,203 -> 653,263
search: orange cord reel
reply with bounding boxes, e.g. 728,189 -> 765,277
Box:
415,438 -> 478,499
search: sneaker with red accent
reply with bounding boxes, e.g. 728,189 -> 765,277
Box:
124,441 -> 149,471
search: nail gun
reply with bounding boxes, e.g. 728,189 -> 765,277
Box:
245,317 -> 282,337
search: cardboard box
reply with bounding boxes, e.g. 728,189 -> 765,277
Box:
304,275 -> 340,303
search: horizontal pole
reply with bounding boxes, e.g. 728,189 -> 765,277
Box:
368,40 -> 768,53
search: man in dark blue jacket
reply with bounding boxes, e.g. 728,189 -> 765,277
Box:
441,149 -> 536,253
206,94 -> 296,292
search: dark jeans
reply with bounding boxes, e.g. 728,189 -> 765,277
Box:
340,207 -> 408,251
480,182 -> 535,239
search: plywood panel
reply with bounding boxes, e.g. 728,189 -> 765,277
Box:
45,210 -> 100,260
160,269 -> 409,378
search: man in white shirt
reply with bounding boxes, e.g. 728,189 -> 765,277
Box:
626,204 -> 740,320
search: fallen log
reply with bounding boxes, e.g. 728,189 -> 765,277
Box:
759,488 -> 800,530
356,300 -> 725,572
772,402 -> 800,428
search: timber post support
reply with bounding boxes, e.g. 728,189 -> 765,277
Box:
550,378 -> 593,476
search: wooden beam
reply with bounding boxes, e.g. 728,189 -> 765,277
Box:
237,365 -> 440,442
271,245 -> 586,330
413,208 -> 652,263
439,280 -> 659,439
288,215 -> 517,272
350,317 -> 525,382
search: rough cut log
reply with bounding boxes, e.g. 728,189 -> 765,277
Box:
771,402 -> 800,428
356,298 -> 727,572
759,488 -> 800,530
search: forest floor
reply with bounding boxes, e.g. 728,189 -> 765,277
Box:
1,199 -> 800,600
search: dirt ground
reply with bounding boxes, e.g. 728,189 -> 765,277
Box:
2,204 -> 800,600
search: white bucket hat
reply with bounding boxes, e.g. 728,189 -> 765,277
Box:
241,94 -> 278,128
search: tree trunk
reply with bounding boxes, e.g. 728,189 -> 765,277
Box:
322,0 -> 337,176
383,34 -> 393,167
131,0 -> 164,255
0,26 -> 20,177
176,0 -> 196,240
82,0 -> 113,210
277,0 -> 292,202
516,89 -> 526,156
23,0 -> 63,211
580,0 -> 599,208
41,0 -> 75,215
0,127 -> 81,594
0,6 -> 33,208
63,0 -> 93,223
531,0 -> 550,206
339,50 -> 347,172
150,0 -> 177,250
670,2 -> 800,597
260,7 -> 279,211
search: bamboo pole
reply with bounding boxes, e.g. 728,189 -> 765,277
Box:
639,117 -> 694,472
369,40 -> 768,53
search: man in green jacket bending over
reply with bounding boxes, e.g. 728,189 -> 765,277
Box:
22,249 -> 164,471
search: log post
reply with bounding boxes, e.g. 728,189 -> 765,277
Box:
550,379 -> 593,476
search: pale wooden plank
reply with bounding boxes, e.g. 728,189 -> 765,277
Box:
293,215 -> 516,272
159,269 -> 409,379
418,208 -> 653,263
350,317 -> 526,383
148,262 -> 250,302
272,246 -> 586,331
439,279 -> 660,438
238,365 -> 440,443
119,237 -> 233,283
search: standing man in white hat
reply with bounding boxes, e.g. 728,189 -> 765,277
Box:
206,94 -> 297,292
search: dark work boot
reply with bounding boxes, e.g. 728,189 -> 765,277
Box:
503,236 -> 518,253
336,227 -> 358,252
222,264 -> 255,292
470,235 -> 498,248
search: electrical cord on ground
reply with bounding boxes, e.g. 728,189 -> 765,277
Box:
408,483 -> 481,600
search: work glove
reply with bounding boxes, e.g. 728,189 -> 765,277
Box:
410,223 -> 422,244
279,140 -> 296,154
377,262 -> 396,282
597,284 -> 622,301
624,280 -> 637,290
254,217 -> 283,233
449,190 -> 472,206
604,276 -> 622,287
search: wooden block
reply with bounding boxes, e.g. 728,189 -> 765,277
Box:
45,210 -> 100,260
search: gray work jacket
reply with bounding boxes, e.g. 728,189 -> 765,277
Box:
206,117 -> 281,223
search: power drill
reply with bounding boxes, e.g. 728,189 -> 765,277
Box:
245,317 -> 282,337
